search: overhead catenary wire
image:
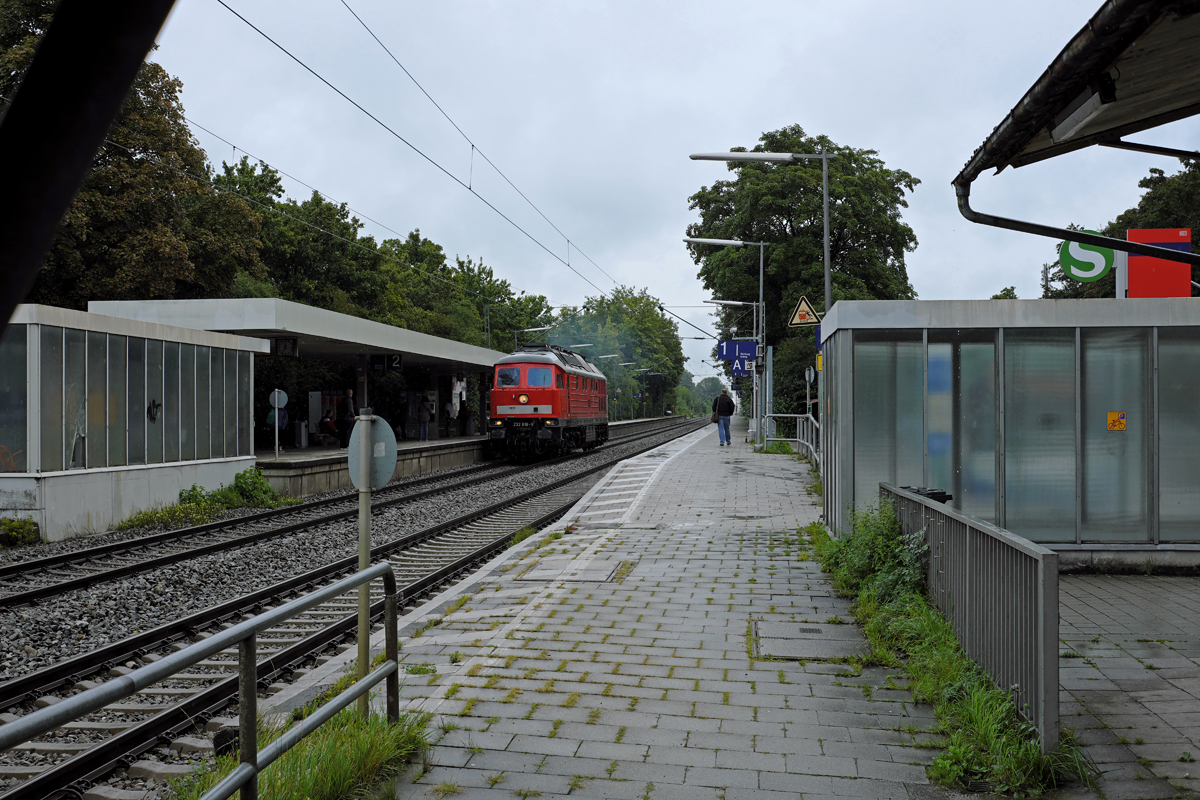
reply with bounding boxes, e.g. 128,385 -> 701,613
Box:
214,0 -> 610,298
338,0 -> 619,288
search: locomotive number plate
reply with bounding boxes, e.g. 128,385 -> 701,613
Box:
497,405 -> 551,414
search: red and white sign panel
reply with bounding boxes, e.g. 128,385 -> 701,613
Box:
1127,228 -> 1191,298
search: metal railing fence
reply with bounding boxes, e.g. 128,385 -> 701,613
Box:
880,484 -> 1059,752
0,562 -> 401,800
764,413 -> 820,459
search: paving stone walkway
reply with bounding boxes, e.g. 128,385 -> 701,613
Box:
1059,574 -> 1200,800
358,419 -> 951,799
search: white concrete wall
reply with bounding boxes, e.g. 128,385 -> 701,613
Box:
0,457 -> 256,542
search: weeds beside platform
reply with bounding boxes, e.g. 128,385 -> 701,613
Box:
807,508 -> 1096,795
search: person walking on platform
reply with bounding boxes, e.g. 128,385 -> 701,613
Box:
338,389 -> 356,448
417,397 -> 432,441
712,388 -> 735,447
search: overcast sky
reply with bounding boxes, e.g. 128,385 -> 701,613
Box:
153,0 -> 1199,378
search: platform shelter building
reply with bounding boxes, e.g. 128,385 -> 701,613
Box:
89,298 -> 504,498
820,298 -> 1200,568
0,304 -> 268,540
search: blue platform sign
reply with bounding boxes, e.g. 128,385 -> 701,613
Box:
814,324 -> 822,353
731,356 -> 753,377
718,340 -> 757,360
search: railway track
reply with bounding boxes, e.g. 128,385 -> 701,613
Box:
0,418 -> 698,608
0,419 -> 707,800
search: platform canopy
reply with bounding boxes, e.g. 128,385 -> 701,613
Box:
89,298 -> 502,371
956,0 -> 1200,183
951,0 -> 1200,264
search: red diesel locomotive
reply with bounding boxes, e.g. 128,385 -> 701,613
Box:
488,344 -> 609,457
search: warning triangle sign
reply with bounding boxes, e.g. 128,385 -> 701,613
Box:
787,296 -> 821,327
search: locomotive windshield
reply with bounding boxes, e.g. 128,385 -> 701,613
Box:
527,368 -> 553,387
497,367 -> 520,386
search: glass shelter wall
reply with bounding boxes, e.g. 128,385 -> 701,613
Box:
828,322 -> 1200,545
7,324 -> 254,473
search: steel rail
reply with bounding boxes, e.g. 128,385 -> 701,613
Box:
0,419 -> 695,607
0,420 -> 706,709
0,419 -> 705,800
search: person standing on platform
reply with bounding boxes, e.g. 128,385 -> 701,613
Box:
417,396 -> 431,441
338,389 -> 356,448
712,388 -> 735,447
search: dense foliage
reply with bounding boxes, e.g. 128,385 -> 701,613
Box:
1041,159 -> 1200,298
686,124 -> 919,415
2,3 -> 556,347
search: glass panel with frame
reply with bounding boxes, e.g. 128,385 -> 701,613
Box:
237,352 -> 251,456
180,344 -> 195,461
210,347 -> 224,457
1159,328 -> 1200,541
107,334 -> 127,467
127,338 -> 145,465
1004,329 -> 1076,542
146,340 -> 164,464
0,325 -> 28,473
927,330 -> 996,522
224,350 -> 237,456
1080,328 -> 1150,542
852,330 -> 923,505
40,326 -> 64,472
86,332 -> 107,468
65,328 -> 86,469
195,346 -> 210,459
164,342 -> 180,462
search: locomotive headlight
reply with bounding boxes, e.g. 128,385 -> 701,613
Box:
492,419 -> 504,426
544,419 -> 557,426
518,394 -> 529,404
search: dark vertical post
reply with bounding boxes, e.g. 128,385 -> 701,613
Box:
239,634 -> 258,800
357,409 -> 373,718
385,576 -> 400,724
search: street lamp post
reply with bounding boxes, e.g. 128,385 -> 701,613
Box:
688,238 -> 767,446
690,150 -> 835,465
689,151 -> 835,314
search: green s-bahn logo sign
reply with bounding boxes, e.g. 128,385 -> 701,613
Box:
1060,231 -> 1114,283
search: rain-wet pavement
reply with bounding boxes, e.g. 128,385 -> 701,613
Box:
1058,574 -> 1200,799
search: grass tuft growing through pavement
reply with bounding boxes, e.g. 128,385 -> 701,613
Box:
170,706 -> 429,800
809,508 -> 1096,795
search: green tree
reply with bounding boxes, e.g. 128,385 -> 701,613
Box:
547,287 -> 686,419
1042,159 -> 1200,298
686,124 -> 919,415
991,286 -> 1018,299
453,255 -> 554,351
4,6 -> 266,309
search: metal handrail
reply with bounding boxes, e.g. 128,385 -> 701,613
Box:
0,562 -> 401,800
880,483 -> 1059,752
764,413 -> 820,460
